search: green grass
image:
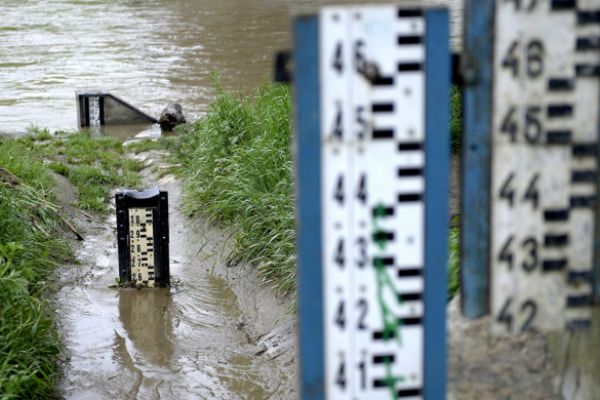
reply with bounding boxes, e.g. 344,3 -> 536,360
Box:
448,225 -> 460,299
23,129 -> 143,212
126,138 -> 172,153
450,85 -> 463,153
0,138 -> 72,399
449,85 -> 462,297
170,83 -> 296,295
170,82 -> 464,298
0,130 -> 145,398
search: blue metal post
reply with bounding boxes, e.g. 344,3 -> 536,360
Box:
293,14 -> 325,400
461,0 -> 494,318
424,9 -> 450,399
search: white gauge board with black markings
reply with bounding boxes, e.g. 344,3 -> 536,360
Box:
128,208 -> 156,287
491,0 -> 600,334
320,6 -> 427,399
115,188 -> 169,288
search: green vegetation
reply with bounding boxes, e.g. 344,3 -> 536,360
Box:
168,82 -> 463,297
450,85 -> 463,153
169,83 -> 296,295
448,226 -> 460,299
0,138 -> 70,399
0,130 -> 144,398
449,85 -> 462,297
23,128 -> 142,212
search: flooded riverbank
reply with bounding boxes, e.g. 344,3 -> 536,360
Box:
0,0 -> 462,134
54,151 -> 297,399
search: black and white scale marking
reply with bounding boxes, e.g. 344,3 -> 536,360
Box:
88,96 -> 101,126
491,0 -> 600,334
128,208 -> 156,287
320,6 -> 426,398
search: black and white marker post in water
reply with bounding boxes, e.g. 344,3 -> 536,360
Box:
116,188 -> 169,288
294,5 -> 450,399
462,0 -> 600,334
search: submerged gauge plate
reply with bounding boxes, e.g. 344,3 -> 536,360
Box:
116,188 -> 169,287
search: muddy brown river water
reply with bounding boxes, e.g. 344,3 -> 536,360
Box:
0,0 -> 461,134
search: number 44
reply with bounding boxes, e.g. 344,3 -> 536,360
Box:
499,172 -> 539,209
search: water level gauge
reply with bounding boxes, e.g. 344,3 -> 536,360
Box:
294,5 -> 450,399
116,188 -> 169,287
490,0 -> 600,334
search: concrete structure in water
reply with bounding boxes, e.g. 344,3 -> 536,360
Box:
76,91 -> 157,128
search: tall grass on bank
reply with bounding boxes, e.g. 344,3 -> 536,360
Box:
170,82 -> 462,298
171,83 -> 296,295
0,138 -> 71,399
0,130 -> 142,398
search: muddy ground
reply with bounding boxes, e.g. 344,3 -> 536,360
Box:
49,145 -> 568,400
52,150 -> 297,400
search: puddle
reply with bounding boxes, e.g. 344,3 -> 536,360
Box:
55,165 -> 291,399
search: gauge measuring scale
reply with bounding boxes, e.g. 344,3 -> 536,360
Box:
294,5 -> 450,399
489,0 -> 600,334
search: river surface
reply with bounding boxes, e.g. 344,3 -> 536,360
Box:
0,0 -> 462,134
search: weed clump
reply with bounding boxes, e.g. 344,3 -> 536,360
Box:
19,129 -> 143,212
43,133 -> 142,212
171,82 -> 464,298
171,83 -> 296,295
0,138 -> 71,398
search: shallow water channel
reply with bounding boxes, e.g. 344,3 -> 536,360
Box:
55,157 -> 296,399
0,0 -> 462,134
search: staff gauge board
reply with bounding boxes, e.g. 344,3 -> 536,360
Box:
116,188 -> 170,287
491,0 -> 600,334
293,6 -> 450,399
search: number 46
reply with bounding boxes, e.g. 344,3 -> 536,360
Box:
502,39 -> 544,78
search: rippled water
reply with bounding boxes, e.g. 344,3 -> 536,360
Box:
0,0 -> 462,134
55,171 -> 293,399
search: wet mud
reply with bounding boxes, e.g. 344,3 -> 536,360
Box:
54,150 -> 297,399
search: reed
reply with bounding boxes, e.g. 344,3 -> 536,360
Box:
0,138 -> 70,399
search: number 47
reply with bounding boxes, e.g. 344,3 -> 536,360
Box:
504,0 -> 539,11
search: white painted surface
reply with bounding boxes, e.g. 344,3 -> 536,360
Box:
320,6 -> 426,398
491,0 -> 600,334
